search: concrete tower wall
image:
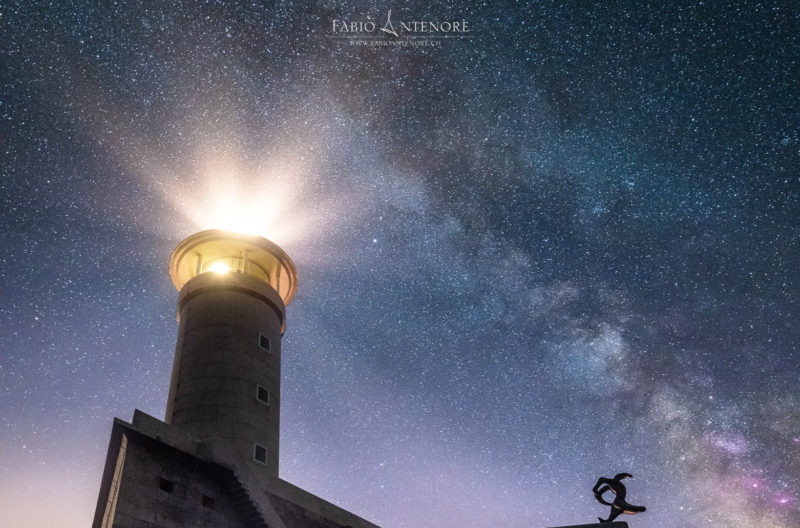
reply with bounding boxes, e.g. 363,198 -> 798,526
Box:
165,271 -> 284,476
95,428 -> 262,528
94,416 -> 382,528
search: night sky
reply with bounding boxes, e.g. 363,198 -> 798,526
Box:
2,2 -> 799,527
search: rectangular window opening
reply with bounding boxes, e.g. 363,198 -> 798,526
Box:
159,478 -> 174,493
256,385 -> 270,406
202,495 -> 215,509
253,443 -> 267,465
258,333 -> 271,352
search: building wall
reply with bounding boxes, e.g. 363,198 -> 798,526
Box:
94,414 -> 381,528
167,271 -> 283,476
267,490 -> 353,528
108,432 -> 255,528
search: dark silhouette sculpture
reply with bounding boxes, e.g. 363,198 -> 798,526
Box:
593,472 -> 646,523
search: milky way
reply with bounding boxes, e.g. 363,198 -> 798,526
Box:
1,2 -> 798,527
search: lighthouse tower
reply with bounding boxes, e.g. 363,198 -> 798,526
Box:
165,229 -> 297,477
92,230 -> 378,528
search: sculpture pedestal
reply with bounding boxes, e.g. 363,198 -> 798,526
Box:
553,521 -> 628,528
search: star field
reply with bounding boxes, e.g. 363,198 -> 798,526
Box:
1,2 -> 799,527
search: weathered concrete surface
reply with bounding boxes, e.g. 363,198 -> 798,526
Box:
93,412 -> 380,528
166,271 -> 284,477
93,420 -> 264,528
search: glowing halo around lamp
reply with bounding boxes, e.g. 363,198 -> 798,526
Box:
165,158 -> 307,244
176,181 -> 312,245
151,147 -> 334,252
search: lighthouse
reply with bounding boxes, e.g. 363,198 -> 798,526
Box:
92,230 -> 378,528
165,229 -> 298,477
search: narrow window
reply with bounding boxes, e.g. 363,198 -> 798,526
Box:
201,495 -> 215,509
258,333 -> 271,352
159,478 -> 174,493
253,443 -> 267,465
256,385 -> 270,406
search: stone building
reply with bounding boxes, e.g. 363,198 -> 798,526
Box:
93,230 -> 378,528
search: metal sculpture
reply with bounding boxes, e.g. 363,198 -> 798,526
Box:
593,472 -> 646,523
